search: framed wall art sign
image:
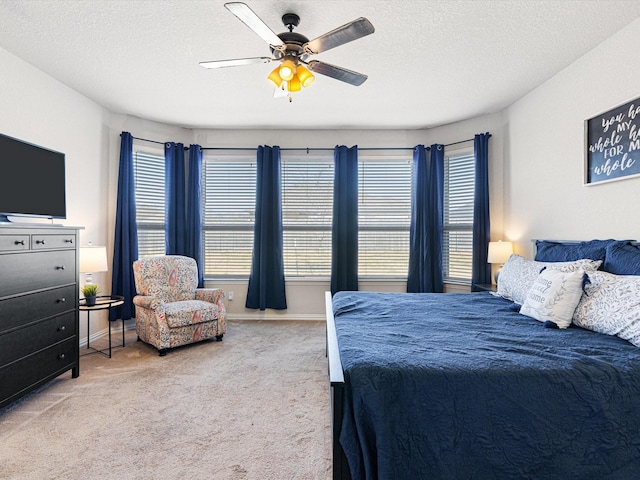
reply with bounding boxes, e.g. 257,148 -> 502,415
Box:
584,95 -> 640,185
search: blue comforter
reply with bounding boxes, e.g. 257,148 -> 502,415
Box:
333,291 -> 640,480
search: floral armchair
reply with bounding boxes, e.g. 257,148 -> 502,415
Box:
132,255 -> 226,356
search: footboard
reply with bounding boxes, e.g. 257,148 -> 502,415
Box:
325,291 -> 351,480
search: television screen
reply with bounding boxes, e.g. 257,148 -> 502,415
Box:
0,133 -> 66,220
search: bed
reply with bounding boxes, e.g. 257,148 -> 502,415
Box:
326,240 -> 640,480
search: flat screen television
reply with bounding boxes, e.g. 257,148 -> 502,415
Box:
0,133 -> 66,222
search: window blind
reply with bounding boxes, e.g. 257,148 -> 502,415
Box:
281,154 -> 333,276
133,150 -> 165,258
358,156 -> 412,276
443,150 -> 475,281
202,154 -> 256,276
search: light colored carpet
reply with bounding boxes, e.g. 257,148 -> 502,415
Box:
0,321 -> 332,480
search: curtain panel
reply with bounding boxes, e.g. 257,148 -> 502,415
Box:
186,144 -> 204,287
246,145 -> 287,310
165,142 -> 186,256
471,132 -> 492,291
331,145 -> 359,295
407,144 -> 444,293
110,131 -> 139,321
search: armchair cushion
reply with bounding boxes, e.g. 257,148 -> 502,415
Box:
164,300 -> 219,328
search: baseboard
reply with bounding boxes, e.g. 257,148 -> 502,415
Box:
79,319 -> 136,348
79,314 -> 324,347
226,313 -> 325,322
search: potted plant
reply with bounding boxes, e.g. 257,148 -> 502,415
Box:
82,283 -> 99,306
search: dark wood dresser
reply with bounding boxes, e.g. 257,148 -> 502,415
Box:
0,224 -> 81,408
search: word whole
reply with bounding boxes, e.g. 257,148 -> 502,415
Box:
589,102 -> 640,178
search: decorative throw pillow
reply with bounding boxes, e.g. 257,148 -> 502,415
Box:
496,254 -> 601,305
519,269 -> 585,328
603,242 -> 640,275
572,271 -> 640,347
534,239 -> 619,263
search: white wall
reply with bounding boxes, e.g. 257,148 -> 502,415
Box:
0,47 -> 111,342
504,18 -> 640,258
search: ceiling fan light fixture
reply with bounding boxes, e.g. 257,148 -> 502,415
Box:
267,66 -> 284,87
279,59 -> 296,81
296,65 -> 315,87
204,4 -> 374,97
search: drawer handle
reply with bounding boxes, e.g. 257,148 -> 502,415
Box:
58,353 -> 65,360
57,297 -> 66,303
14,240 -> 25,245
64,239 -> 74,244
58,325 -> 66,332
36,239 -> 46,245
56,265 -> 66,270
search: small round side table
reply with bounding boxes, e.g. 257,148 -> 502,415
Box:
79,295 -> 125,358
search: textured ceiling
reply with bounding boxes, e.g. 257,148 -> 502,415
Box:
1,0 -> 640,130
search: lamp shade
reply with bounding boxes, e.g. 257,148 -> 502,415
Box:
487,241 -> 513,264
296,65 -> 315,87
79,246 -> 108,273
288,74 -> 302,92
267,66 -> 284,87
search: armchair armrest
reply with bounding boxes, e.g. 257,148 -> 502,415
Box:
133,295 -> 164,313
195,288 -> 225,305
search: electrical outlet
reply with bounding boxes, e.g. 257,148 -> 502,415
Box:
228,291 -> 234,301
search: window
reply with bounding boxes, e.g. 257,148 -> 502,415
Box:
281,152 -> 333,276
358,153 -> 413,277
133,148 -> 165,258
443,147 -> 475,282
198,146 -> 470,282
202,152 -> 256,277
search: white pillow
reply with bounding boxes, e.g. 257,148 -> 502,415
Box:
519,268 -> 585,328
496,254 -> 601,305
572,271 -> 640,347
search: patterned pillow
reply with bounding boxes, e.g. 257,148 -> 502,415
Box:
519,268 -> 585,328
572,271 -> 640,347
496,254 -> 601,305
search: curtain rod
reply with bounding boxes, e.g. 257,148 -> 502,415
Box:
129,135 -> 164,146
127,134 -> 480,151
199,138 -> 476,152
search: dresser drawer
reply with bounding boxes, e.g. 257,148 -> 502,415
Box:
0,250 -> 76,297
0,234 -> 30,252
0,312 -> 76,366
0,337 -> 77,408
31,234 -> 76,250
0,285 -> 77,334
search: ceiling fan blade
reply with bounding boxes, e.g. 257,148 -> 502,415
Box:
199,57 -> 273,69
224,2 -> 284,48
307,60 -> 368,86
303,17 -> 374,55
273,85 -> 288,99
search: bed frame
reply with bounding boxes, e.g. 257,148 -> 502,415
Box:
325,291 -> 351,480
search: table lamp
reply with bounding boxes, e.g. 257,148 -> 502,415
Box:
487,241 -> 513,284
79,245 -> 108,286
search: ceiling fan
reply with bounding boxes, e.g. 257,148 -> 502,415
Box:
200,2 -> 375,99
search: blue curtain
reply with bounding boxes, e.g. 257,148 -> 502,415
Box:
110,132 -> 138,321
331,145 -> 359,295
246,146 -> 287,310
186,144 -> 203,287
471,132 -> 492,291
165,142 -> 186,255
407,144 -> 444,293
